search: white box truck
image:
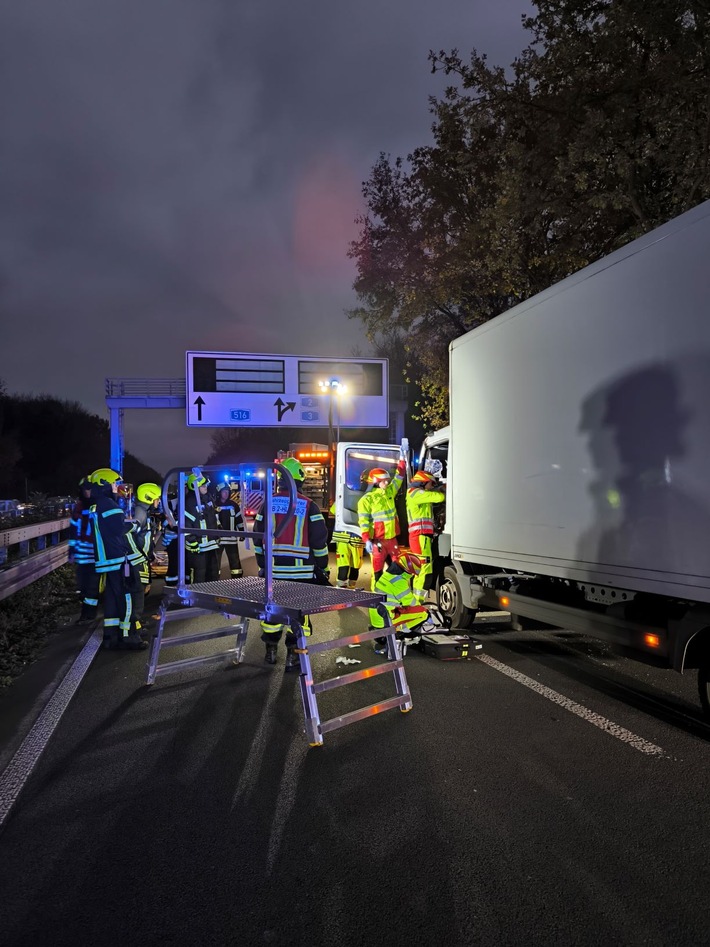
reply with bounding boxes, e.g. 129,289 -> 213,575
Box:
419,198 -> 710,714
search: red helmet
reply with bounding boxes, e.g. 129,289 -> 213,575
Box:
368,468 -> 390,484
411,470 -> 436,485
396,551 -> 423,574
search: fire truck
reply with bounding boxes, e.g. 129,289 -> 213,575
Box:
275,443 -> 333,519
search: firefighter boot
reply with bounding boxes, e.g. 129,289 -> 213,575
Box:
122,630 -> 148,651
264,643 -> 278,665
285,648 -> 301,672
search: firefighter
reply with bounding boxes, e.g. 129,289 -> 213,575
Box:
329,501 -> 364,588
253,457 -> 330,669
357,452 -> 407,586
368,550 -> 433,654
87,468 -> 147,650
406,470 -> 447,605
68,476 -> 100,623
127,482 -> 161,631
184,473 -> 220,583
215,484 -> 245,578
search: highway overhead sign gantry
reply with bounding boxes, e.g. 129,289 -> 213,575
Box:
185,352 -> 389,428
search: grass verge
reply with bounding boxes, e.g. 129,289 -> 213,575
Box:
0,565 -> 81,691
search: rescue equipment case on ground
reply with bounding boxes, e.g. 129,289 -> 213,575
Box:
419,633 -> 483,660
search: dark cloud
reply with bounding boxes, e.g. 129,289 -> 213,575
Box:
0,0 -> 529,473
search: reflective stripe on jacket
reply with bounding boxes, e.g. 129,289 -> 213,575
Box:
406,485 -> 446,537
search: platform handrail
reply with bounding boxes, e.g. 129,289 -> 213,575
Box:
160,462 -> 298,608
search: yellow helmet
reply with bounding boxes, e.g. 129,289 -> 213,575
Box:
186,473 -> 209,490
88,468 -> 122,485
136,482 -> 161,504
280,457 -> 305,482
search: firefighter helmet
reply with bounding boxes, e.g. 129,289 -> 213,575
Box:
216,483 -> 231,496
367,468 -> 390,484
136,482 -> 161,504
186,473 -> 209,490
280,457 -> 305,483
396,550 -> 423,574
88,468 -> 122,485
411,470 -> 436,485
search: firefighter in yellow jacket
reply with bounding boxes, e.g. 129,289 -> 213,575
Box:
357,456 -> 407,585
406,470 -> 447,605
368,550 -> 434,654
329,501 -> 363,588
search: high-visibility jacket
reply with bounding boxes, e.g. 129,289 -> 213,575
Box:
184,492 -> 220,554
406,484 -> 446,537
254,491 -> 329,581
357,462 -> 406,543
89,483 -> 131,574
368,565 -> 425,628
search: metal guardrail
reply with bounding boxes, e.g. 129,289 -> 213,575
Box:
0,518 -> 71,601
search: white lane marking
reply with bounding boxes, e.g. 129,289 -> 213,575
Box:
0,627 -> 103,829
477,653 -> 666,757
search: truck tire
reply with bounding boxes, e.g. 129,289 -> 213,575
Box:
438,565 -> 477,630
698,660 -> 710,718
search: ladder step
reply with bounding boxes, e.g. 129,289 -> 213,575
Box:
319,694 -> 411,735
151,649 -> 242,678
313,660 -> 403,694
158,626 -> 245,648
307,627 -> 394,654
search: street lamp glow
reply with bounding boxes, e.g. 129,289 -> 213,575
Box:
319,378 -> 346,445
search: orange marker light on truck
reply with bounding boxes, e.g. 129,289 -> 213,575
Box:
500,595 -> 510,608
644,633 -> 660,649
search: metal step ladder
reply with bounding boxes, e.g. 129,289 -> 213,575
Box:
291,620 -> 411,747
146,463 -> 413,746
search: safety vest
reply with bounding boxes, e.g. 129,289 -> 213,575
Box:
254,493 -> 329,581
406,485 -> 446,537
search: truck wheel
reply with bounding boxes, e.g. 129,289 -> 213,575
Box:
698,659 -> 710,718
438,565 -> 476,630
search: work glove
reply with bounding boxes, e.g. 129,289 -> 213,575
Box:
365,540 -> 374,554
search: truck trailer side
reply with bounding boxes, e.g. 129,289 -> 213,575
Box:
421,198 -> 710,715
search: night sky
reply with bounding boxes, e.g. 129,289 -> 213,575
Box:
1,0 -> 530,473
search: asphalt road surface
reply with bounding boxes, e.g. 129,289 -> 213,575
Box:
1,550 -> 709,947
